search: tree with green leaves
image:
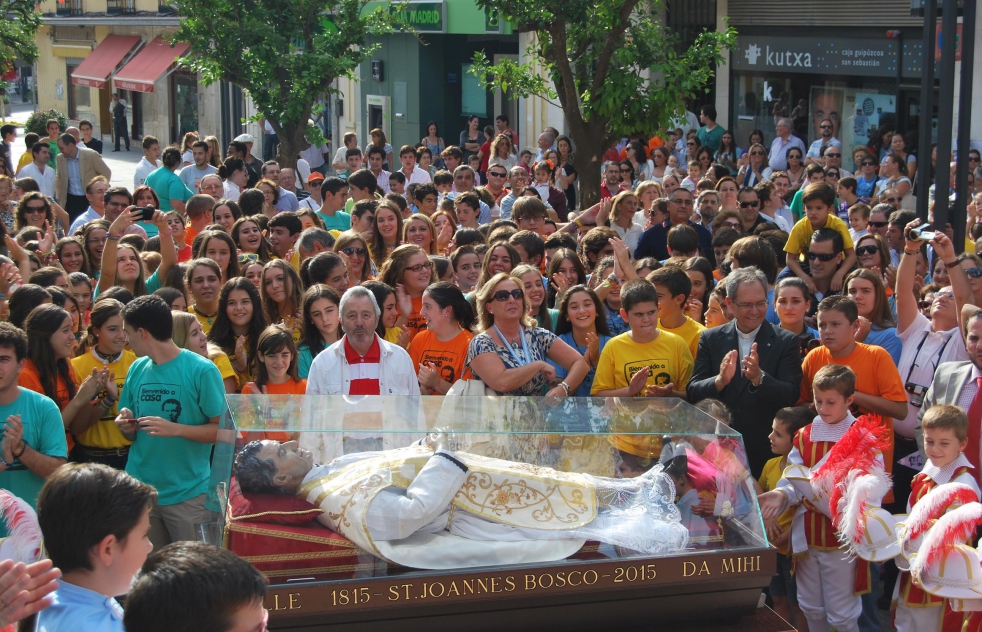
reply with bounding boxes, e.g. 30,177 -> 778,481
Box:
0,0 -> 40,84
470,0 -> 736,209
173,0 -> 399,170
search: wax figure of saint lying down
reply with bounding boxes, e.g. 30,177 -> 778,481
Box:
234,437 -> 690,570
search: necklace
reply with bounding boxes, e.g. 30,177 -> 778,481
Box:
190,304 -> 217,326
92,347 -> 123,364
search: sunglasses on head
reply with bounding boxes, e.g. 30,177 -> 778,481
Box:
867,220 -> 888,228
739,201 -> 759,208
807,252 -> 838,262
341,246 -> 367,257
493,289 -> 523,302
856,245 -> 879,256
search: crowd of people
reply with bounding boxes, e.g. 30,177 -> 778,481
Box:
0,100 -> 978,632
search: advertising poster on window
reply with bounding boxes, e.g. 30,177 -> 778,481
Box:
808,86 -> 845,147
842,92 -> 895,159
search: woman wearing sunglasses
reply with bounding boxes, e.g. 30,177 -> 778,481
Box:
737,143 -> 768,188
466,272 -> 588,396
855,233 -> 892,273
845,268 -> 901,365
957,253 -> 982,307
334,231 -> 373,284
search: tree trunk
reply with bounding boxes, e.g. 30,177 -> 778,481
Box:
274,122 -> 305,172
577,137 -> 606,210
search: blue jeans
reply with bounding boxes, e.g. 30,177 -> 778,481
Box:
858,562 -> 880,632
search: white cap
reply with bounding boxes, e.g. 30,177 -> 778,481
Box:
234,134 -> 255,144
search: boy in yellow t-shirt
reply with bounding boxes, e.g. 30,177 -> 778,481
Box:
648,266 -> 705,359
758,406 -> 812,632
784,182 -> 857,292
592,279 -> 693,398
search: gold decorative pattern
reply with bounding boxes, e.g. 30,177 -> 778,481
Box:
228,523 -> 361,548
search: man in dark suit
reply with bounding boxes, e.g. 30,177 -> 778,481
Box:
634,186 -> 715,267
687,266 -> 802,476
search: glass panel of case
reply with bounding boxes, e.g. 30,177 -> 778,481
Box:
207,395 -> 768,585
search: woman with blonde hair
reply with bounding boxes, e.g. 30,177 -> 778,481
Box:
180,132 -> 198,166
403,213 -> 438,255
334,231 -> 373,284
609,191 -> 643,254
511,263 -> 556,331
465,272 -> 588,396
488,134 -> 517,171
171,310 -> 238,394
203,135 -> 222,168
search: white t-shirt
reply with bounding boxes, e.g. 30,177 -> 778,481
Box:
133,157 -> 162,189
895,313 -> 968,437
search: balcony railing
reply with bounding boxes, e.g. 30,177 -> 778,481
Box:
55,0 -> 83,16
107,0 -> 136,14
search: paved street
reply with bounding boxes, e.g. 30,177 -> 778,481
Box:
6,103 -> 142,190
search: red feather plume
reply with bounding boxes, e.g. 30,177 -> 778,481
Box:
917,502 -> 982,570
906,483 -> 980,542
812,415 -> 891,496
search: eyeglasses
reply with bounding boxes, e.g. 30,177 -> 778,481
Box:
493,289 -> 523,302
826,153 -> 841,158
407,261 -> 433,273
739,201 -> 759,208
672,198 -> 694,206
965,267 -> 982,279
788,154 -> 802,160
861,161 -> 876,167
342,247 -> 367,257
884,197 -> 900,203
488,171 -> 507,178
722,221 -> 742,229
732,300 -> 768,311
935,291 -> 956,301
807,252 -> 839,262
856,245 -> 879,256
687,142 -> 696,146
820,125 -> 833,130
868,220 -> 888,228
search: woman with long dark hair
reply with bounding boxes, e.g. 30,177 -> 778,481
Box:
185,258 -> 223,335
22,304 -> 105,447
369,201 -> 404,269
422,121 -> 446,168
260,259 -> 304,341
407,282 -> 476,394
300,252 -> 349,295
194,230 -> 238,283
231,215 -> 274,263
845,268 -> 901,365
546,248 -> 587,308
209,277 -> 268,388
682,256 -> 715,323
380,244 -> 432,342
297,284 -> 340,379
550,285 -> 611,396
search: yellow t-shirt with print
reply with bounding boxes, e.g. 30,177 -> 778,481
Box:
784,213 -> 854,256
70,349 -> 138,449
591,330 -> 694,395
758,456 -> 795,556
658,316 -> 705,360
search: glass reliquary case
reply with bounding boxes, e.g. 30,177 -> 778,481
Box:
205,395 -> 776,631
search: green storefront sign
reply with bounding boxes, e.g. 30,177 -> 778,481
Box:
391,1 -> 446,33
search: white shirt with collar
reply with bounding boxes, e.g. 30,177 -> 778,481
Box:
736,324 -> 762,360
17,162 -> 55,198
306,334 -> 419,396
768,135 -> 806,172
400,165 -> 432,185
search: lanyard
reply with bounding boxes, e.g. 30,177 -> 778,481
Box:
494,324 -> 531,366
905,329 -> 953,384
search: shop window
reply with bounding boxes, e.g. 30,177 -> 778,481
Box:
172,74 -> 198,140
66,61 -> 92,120
460,64 -> 487,118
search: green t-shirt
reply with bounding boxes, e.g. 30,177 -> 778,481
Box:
696,125 -> 725,155
145,167 -> 193,212
789,188 -> 842,223
121,349 -> 226,506
317,210 -> 352,232
0,388 -> 66,510
46,139 -> 60,169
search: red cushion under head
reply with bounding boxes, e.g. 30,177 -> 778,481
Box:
229,477 -> 322,526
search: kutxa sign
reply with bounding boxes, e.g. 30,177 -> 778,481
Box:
732,36 -> 899,77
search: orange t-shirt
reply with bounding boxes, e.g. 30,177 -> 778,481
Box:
18,359 -> 75,452
185,223 -> 199,248
406,296 -> 426,342
241,378 -> 306,442
408,329 -> 474,394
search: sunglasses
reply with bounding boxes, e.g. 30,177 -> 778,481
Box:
856,245 -> 879,256
918,300 -> 933,310
493,289 -> 523,302
620,168 -> 632,173
820,125 -> 833,130
826,153 -> 841,158
807,252 -> 839,262
739,201 -> 759,208
341,247 -> 367,257
407,262 -> 433,273
750,151 -> 765,156
488,171 -> 507,178
24,205 -> 46,212
884,197 -> 900,203
238,253 -> 259,264
868,220 -> 888,228
965,268 -> 982,279
788,154 -> 802,160
861,161 -> 876,166
971,156 -> 981,162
